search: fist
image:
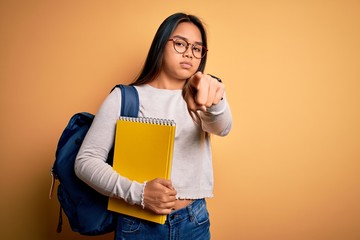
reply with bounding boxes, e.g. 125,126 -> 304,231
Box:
143,178 -> 177,215
184,72 -> 225,112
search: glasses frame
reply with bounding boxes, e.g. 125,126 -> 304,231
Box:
168,38 -> 208,59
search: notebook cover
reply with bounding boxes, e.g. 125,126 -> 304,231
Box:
107,117 -> 176,224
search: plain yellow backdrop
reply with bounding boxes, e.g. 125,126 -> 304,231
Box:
1,0 -> 359,239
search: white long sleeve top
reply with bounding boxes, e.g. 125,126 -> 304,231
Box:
75,84 -> 232,206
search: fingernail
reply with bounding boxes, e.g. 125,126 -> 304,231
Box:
198,106 -> 206,111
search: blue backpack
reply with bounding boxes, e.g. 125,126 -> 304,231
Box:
49,85 -> 139,235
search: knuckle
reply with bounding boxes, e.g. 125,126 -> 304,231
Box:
219,82 -> 225,89
159,195 -> 167,202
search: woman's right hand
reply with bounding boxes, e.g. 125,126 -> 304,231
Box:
143,178 -> 177,215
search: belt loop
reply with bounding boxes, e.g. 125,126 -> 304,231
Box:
187,200 -> 195,222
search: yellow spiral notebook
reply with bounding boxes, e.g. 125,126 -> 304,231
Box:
107,116 -> 176,224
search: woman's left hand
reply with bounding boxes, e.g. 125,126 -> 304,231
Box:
184,72 -> 225,112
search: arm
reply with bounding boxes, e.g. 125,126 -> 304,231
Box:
199,95 -> 232,136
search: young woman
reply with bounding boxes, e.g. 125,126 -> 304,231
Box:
75,12 -> 232,239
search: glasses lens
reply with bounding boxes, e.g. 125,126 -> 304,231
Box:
192,44 -> 206,59
173,39 -> 187,53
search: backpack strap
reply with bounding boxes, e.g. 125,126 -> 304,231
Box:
113,85 -> 139,118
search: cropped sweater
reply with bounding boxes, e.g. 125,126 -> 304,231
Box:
75,84 -> 232,206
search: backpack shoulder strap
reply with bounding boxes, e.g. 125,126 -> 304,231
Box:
113,85 -> 139,118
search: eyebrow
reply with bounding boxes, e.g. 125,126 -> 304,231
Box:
172,35 -> 203,45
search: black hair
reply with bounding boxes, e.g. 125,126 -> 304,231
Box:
131,12 -> 208,86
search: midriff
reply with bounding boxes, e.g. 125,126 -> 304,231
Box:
172,199 -> 193,210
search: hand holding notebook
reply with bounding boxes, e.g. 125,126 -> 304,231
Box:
142,178 -> 177,215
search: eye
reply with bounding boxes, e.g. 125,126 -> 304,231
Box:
175,39 -> 186,47
193,45 -> 202,52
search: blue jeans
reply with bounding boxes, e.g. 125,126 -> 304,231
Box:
114,199 -> 210,240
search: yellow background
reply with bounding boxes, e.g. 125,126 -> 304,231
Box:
1,0 -> 359,239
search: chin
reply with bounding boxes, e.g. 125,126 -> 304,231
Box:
180,71 -> 196,80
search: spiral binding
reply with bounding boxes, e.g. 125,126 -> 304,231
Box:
119,116 -> 176,126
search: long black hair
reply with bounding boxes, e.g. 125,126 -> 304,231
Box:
131,12 -> 208,86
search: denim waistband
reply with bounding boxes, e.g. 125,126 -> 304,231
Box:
166,199 -> 206,225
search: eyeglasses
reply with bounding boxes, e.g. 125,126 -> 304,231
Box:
168,38 -> 208,59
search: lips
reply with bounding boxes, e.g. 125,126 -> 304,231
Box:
180,61 -> 192,69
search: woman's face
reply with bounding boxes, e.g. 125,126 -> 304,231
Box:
159,22 -> 203,86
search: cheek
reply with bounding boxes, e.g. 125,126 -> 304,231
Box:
163,47 -> 177,65
193,59 -> 201,71
162,53 -> 176,70
164,44 -> 177,59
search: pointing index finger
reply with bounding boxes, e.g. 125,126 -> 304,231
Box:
189,72 -> 203,90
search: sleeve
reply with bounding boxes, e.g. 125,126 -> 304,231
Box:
199,93 -> 233,136
74,87 -> 143,205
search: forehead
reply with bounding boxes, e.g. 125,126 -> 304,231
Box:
171,22 -> 202,43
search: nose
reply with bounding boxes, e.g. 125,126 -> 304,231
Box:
183,46 -> 193,59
